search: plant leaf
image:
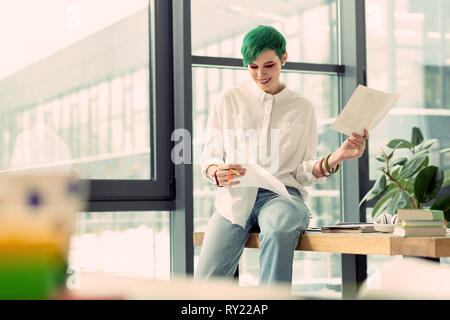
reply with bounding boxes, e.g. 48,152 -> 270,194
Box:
414,166 -> 444,204
387,182 -> 399,190
376,153 -> 386,162
440,148 -> 450,154
406,180 -> 415,195
387,139 -> 414,150
371,189 -> 398,218
418,139 -> 437,151
389,157 -> 408,168
384,190 -> 399,215
393,175 -> 414,196
400,150 -> 429,178
418,156 -> 429,174
386,149 -> 395,160
385,190 -> 410,215
443,169 -> 450,188
411,127 -> 424,146
431,195 -> 450,222
359,174 -> 387,207
391,167 -> 401,180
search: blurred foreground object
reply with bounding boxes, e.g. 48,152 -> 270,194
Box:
359,257 -> 450,299
0,172 -> 88,299
64,273 -> 295,300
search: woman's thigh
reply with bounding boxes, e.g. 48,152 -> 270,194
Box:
257,188 -> 310,233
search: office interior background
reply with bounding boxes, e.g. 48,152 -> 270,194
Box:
0,0 -> 449,299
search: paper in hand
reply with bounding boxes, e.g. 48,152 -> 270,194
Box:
330,85 -> 401,137
233,163 -> 295,205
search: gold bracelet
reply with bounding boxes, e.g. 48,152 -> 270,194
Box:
323,154 -> 332,174
324,154 -> 340,175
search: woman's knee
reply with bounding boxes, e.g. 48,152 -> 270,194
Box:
258,200 -> 309,233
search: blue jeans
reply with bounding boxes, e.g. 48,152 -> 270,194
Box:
194,186 -> 310,285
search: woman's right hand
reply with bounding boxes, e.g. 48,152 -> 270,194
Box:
207,164 -> 247,186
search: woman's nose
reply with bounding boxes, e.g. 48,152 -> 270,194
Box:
257,69 -> 265,78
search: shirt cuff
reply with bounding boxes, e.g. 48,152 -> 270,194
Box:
297,159 -> 327,185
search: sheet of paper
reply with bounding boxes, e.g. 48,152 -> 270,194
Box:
330,85 -> 401,137
233,163 -> 295,205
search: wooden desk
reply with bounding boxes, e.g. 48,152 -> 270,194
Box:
194,231 -> 450,258
194,231 -> 450,299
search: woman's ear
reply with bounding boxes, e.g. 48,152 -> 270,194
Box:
281,52 -> 288,66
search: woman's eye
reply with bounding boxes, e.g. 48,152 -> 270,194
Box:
249,65 -> 258,69
264,63 -> 275,68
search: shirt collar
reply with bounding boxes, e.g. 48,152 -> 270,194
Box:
251,80 -> 289,103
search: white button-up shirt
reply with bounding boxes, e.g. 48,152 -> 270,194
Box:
200,81 -> 326,228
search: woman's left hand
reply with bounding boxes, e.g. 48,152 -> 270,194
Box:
337,129 -> 369,161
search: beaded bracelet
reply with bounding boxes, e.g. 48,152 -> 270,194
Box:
214,170 -> 223,188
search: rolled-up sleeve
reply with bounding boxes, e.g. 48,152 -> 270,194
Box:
200,93 -> 226,184
294,108 -> 326,186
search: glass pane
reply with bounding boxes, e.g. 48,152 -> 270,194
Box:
366,0 -> 450,181
68,211 -> 170,285
192,66 -> 342,298
0,1 -> 152,179
191,0 -> 338,64
366,0 -> 450,273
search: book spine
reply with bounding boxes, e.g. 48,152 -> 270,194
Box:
401,220 -> 447,227
397,209 -> 444,221
393,225 -> 446,236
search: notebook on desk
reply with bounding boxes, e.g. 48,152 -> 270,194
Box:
320,223 -> 376,233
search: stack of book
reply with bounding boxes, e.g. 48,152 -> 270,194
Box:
393,209 -> 447,237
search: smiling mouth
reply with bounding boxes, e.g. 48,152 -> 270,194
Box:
258,78 -> 271,84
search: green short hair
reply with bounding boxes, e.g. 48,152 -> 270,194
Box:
241,25 -> 286,67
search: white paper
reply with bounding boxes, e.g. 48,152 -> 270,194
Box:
330,85 -> 401,137
233,163 -> 295,205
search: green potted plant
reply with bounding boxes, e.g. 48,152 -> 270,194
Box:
360,127 -> 450,222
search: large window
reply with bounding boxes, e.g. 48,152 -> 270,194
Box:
0,0 -> 175,281
366,0 -> 450,181
0,0 -> 150,179
191,0 -> 338,64
365,0 -> 450,277
0,0 -> 174,201
191,0 -> 343,299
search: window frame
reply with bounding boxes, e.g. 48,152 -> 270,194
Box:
87,0 -> 175,211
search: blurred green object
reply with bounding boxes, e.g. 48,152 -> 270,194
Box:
0,173 -> 86,300
0,250 -> 67,300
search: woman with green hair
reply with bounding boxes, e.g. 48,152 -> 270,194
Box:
196,25 -> 368,285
